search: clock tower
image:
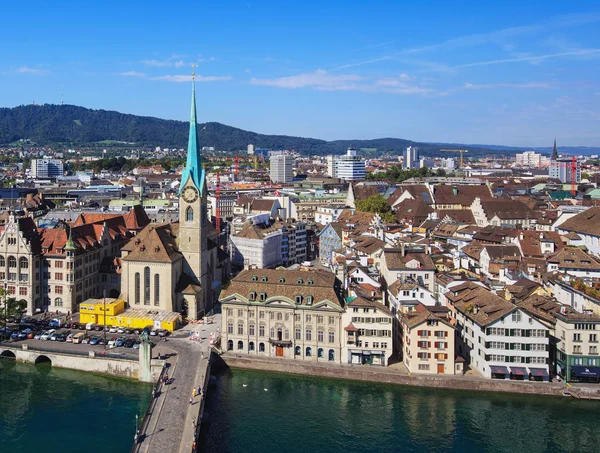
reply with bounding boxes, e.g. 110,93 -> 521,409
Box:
178,74 -> 208,283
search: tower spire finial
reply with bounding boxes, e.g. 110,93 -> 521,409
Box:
179,64 -> 204,194
551,138 -> 558,160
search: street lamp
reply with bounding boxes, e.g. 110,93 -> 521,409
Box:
103,289 -> 107,350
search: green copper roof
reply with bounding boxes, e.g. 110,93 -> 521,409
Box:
65,227 -> 76,251
180,79 -> 204,194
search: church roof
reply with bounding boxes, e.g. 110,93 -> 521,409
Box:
122,222 -> 182,263
179,78 -> 205,195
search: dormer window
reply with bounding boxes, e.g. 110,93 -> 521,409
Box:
295,295 -> 303,304
261,276 -> 268,282
307,279 -> 313,285
297,278 -> 303,284
279,277 -> 285,283
259,292 -> 266,301
249,292 -> 256,301
306,295 -> 313,305
251,275 -> 258,282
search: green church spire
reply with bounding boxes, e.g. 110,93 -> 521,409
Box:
180,72 -> 204,193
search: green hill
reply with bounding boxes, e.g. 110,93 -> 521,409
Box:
0,103 -> 510,156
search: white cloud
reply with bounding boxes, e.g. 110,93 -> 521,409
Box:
15,66 -> 49,75
140,59 -> 173,67
118,71 -> 146,77
251,69 -> 363,90
251,70 -> 439,96
456,49 -> 600,68
151,74 -> 232,83
464,82 -> 550,89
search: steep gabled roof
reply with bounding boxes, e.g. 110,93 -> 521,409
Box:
559,207 -> 600,236
122,223 -> 182,263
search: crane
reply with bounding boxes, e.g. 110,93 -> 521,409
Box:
440,149 -> 468,169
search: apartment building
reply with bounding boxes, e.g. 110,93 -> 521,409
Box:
447,283 -> 550,381
400,303 -> 457,375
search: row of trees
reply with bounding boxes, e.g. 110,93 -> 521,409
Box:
355,194 -> 396,223
366,165 -> 447,182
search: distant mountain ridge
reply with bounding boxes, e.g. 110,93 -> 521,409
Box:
1,104 -> 599,156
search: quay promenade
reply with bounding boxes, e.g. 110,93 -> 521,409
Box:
133,316 -> 220,453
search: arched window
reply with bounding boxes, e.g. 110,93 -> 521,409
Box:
277,327 -> 282,341
270,327 -> 275,338
134,273 -> 140,304
227,322 -> 234,334
227,340 -> 233,351
277,312 -> 282,321
295,295 -> 302,304
295,346 -> 301,356
186,206 -> 194,222
0,256 -> 4,266
249,292 -> 256,301
19,257 -> 28,269
306,347 -> 312,357
8,256 -> 16,268
318,348 -> 324,358
259,342 -> 265,352
329,349 -> 335,361
154,274 -> 160,305
144,267 -> 150,305
259,292 -> 266,301
249,341 -> 255,351
237,340 -> 244,350
55,298 -> 63,307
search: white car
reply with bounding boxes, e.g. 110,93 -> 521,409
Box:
66,333 -> 75,343
150,329 -> 158,336
107,337 -> 118,347
40,329 -> 55,341
117,327 -> 125,333
34,331 -> 45,340
109,326 -> 118,333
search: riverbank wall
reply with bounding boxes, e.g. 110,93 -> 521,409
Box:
0,344 -> 164,381
219,354 -> 600,400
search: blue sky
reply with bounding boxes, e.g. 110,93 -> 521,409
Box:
1,1 -> 600,147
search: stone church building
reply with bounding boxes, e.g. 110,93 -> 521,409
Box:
120,79 -> 224,319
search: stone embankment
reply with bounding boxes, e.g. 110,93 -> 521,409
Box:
220,354 -> 600,400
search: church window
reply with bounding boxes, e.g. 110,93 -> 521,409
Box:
144,267 -> 151,305
135,272 -> 141,303
154,274 -> 160,306
186,206 -> 194,222
259,292 -> 266,301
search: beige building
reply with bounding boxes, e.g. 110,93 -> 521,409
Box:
342,296 -> 395,366
120,80 -> 223,320
220,269 -> 345,362
380,248 -> 436,292
400,303 -> 457,375
0,209 -> 147,315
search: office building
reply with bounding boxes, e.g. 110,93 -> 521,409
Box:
31,159 -> 64,179
334,148 -> 366,181
549,158 -> 581,183
270,152 -> 294,184
403,146 -> 419,169
247,144 -> 255,155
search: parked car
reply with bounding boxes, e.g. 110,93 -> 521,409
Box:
115,336 -> 126,347
27,331 -> 36,339
48,319 -> 62,328
123,338 -> 135,348
94,325 -> 103,331
133,340 -> 141,349
124,329 -> 132,335
11,331 -> 20,340
40,330 -> 55,341
109,326 -> 118,333
132,329 -> 141,335
117,327 -> 125,334
89,336 -> 100,345
150,329 -> 158,336
34,331 -> 44,340
158,330 -> 169,338
85,322 -> 96,331
98,337 -> 106,346
81,335 -> 91,344
107,337 -> 118,347
49,332 -> 59,341
55,332 -> 68,342
66,333 -> 75,343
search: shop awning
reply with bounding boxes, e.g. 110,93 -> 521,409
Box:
510,366 -> 527,376
490,366 -> 509,375
571,366 -> 600,377
528,368 -> 549,378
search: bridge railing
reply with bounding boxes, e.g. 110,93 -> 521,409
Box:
0,342 -> 136,361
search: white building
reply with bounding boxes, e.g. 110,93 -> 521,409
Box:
326,155 -> 336,177
403,146 -> 419,169
335,148 -> 366,181
270,152 -> 294,184
247,144 -> 255,155
31,159 -> 64,179
447,283 -> 550,381
515,151 -> 546,168
549,158 -> 581,183
314,206 -> 344,225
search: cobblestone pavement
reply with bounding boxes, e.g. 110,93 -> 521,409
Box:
135,315 -> 220,453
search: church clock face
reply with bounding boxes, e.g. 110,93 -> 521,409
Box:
182,186 -> 199,203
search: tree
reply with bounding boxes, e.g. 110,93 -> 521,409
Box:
355,194 -> 396,223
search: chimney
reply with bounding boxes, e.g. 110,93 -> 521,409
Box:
401,242 -> 406,257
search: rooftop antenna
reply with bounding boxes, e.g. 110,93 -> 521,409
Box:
61,86 -> 64,105
191,63 -> 198,81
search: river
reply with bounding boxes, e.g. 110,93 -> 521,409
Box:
199,368 -> 599,453
0,359 -> 151,453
